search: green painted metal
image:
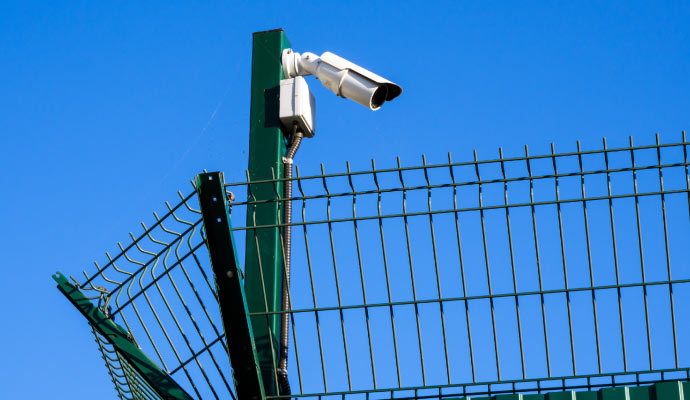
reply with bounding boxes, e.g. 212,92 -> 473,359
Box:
244,28 -> 292,397
449,381 -> 690,400
53,271 -> 193,400
196,171 -> 265,400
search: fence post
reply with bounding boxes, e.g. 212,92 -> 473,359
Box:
196,172 -> 265,400
244,28 -> 291,397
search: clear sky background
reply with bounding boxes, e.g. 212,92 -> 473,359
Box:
1,1 -> 689,398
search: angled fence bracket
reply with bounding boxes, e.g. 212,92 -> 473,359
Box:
53,272 -> 193,400
196,171 -> 266,400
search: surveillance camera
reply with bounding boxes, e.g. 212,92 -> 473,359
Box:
282,49 -> 402,110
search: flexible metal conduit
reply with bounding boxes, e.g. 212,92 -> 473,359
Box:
278,126 -> 303,396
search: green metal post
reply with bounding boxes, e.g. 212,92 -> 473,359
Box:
196,172 -> 265,400
244,28 -> 291,397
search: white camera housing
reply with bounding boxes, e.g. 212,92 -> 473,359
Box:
279,76 -> 316,137
282,49 -> 402,110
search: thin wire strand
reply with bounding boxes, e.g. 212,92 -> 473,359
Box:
628,136 -> 654,370
551,143 -> 577,375
320,163 -> 353,392
448,153 -> 476,383
224,141 -> 690,190
372,159 -> 403,388
525,145 -> 551,377
398,157 -> 427,386
656,133 -> 679,368
347,161 -> 378,389
296,166 -> 329,393
225,161 -> 690,208
577,140 -> 602,374
499,148 -> 526,380
422,155 -> 451,385
474,150 -> 501,381
603,138 -> 628,372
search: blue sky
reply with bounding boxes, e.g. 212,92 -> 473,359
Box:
1,1 -> 689,398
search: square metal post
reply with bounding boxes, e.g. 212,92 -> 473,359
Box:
244,28 -> 291,397
196,172 -> 265,400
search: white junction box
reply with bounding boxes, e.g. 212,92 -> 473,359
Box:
279,76 -> 315,138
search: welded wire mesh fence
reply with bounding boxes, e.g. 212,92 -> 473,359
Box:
67,133 -> 690,400
227,134 -> 690,399
69,190 -> 235,400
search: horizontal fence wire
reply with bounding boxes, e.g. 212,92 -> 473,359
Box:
71,188 -> 235,400
70,133 -> 690,400
225,133 -> 690,399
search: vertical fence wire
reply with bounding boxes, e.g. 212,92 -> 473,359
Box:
499,148 -> 526,380
603,138 -> 628,373
577,140 -> 603,375
398,157 -> 428,387
525,145 -> 552,378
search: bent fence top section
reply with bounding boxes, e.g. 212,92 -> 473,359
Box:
61,134 -> 690,400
